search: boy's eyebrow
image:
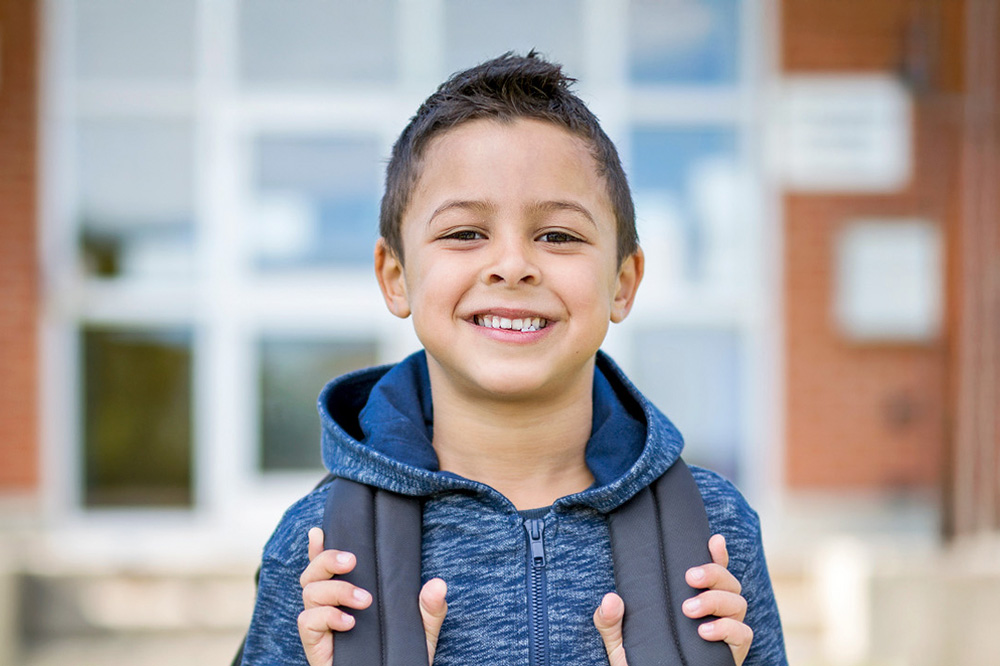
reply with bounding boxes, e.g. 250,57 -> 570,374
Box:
427,199 -> 597,227
528,200 -> 597,227
428,199 -> 498,225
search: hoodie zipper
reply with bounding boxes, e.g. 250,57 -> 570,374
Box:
523,517 -> 549,666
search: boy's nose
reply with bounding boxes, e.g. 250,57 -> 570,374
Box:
484,239 -> 540,286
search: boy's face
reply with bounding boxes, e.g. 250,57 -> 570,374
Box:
376,118 -> 643,403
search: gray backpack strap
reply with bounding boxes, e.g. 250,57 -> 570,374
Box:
324,478 -> 428,666
608,460 -> 735,666
322,462 -> 733,666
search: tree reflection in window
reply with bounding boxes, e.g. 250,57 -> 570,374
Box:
83,328 -> 193,507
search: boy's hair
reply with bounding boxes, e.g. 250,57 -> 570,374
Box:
380,50 -> 638,266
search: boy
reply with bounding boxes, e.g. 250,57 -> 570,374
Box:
240,52 -> 786,666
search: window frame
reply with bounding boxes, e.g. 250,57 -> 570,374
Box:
39,0 -> 782,560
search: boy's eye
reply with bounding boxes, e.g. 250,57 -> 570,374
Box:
443,229 -> 485,241
538,231 -> 582,244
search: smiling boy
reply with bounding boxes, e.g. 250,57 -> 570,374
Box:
238,52 -> 787,666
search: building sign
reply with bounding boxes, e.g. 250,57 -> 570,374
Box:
777,75 -> 913,192
834,219 -> 942,343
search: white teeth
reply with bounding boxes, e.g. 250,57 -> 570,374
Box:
475,314 -> 548,331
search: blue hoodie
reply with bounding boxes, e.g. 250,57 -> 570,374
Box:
240,351 -> 787,666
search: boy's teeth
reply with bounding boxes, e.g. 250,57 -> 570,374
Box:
475,315 -> 547,331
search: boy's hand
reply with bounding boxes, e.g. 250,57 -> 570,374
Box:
298,527 -> 448,666
593,534 -> 753,666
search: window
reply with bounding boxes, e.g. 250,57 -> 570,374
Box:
239,0 -> 398,87
77,119 -> 196,279
629,327 -> 743,480
250,135 -> 382,270
443,0 -> 585,75
259,337 -> 379,471
44,1 -> 767,540
628,0 -> 741,85
630,127 -> 741,283
82,327 -> 193,507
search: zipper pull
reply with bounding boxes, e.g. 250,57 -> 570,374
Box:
525,518 -> 545,567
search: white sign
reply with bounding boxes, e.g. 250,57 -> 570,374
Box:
776,75 -> 912,192
834,219 -> 942,342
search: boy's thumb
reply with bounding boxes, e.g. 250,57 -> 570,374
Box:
419,577 -> 448,663
593,593 -> 629,666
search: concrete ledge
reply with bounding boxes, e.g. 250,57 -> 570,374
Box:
21,570 -> 256,638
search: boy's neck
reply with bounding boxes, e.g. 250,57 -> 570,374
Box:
428,366 -> 596,511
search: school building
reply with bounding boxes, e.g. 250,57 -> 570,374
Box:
1,1 -> 998,665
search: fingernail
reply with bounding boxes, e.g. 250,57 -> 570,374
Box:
342,612 -> 355,628
336,552 -> 352,565
353,588 -> 370,603
698,621 -> 714,637
683,599 -> 700,614
689,567 -> 705,583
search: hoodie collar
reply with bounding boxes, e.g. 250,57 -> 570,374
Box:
319,350 -> 684,513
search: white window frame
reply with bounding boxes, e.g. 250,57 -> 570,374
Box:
39,0 -> 783,563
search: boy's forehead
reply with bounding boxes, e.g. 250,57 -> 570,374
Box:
410,118 -> 609,209
423,116 -> 588,158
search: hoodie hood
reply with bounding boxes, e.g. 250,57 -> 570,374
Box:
318,350 -> 685,513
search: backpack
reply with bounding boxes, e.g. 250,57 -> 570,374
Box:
235,459 -> 734,666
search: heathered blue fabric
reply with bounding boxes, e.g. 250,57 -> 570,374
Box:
240,351 -> 787,666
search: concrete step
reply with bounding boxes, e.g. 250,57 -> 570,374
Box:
9,566 -> 257,666
20,568 -> 257,638
19,631 -> 246,666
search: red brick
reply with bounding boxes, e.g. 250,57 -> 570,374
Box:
0,0 -> 39,492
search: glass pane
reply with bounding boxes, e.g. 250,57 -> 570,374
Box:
83,328 -> 193,508
77,118 -> 196,278
250,134 -> 381,269
74,0 -> 196,82
628,0 -> 740,85
444,0 -> 584,77
629,328 -> 742,481
630,127 -> 738,282
239,0 -> 397,86
259,337 -> 379,471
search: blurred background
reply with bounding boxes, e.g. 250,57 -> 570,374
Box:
1,0 -> 998,664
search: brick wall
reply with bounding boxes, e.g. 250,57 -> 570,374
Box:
782,0 -> 964,489
0,0 -> 39,493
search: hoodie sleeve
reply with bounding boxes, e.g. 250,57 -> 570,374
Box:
691,466 -> 789,666
239,491 -> 325,666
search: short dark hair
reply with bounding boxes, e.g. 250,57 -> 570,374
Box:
379,51 -> 638,265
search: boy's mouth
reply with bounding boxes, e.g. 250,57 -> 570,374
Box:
473,314 -> 548,332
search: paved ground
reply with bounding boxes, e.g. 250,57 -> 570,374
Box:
18,632 -> 246,666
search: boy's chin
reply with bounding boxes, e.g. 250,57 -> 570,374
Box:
458,362 -> 593,404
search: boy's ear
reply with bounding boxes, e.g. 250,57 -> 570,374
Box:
610,248 -> 644,323
374,238 -> 411,319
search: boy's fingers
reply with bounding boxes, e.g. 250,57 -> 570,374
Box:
685,563 -> 741,595
308,527 -> 325,562
419,578 -> 448,663
297,606 -> 355,666
593,593 -> 629,666
302,579 -> 373,611
697,617 -> 753,666
682,590 -> 748,622
708,534 -> 729,569
300,548 -> 358,587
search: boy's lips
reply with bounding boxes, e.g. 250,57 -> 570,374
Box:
473,314 -> 549,332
